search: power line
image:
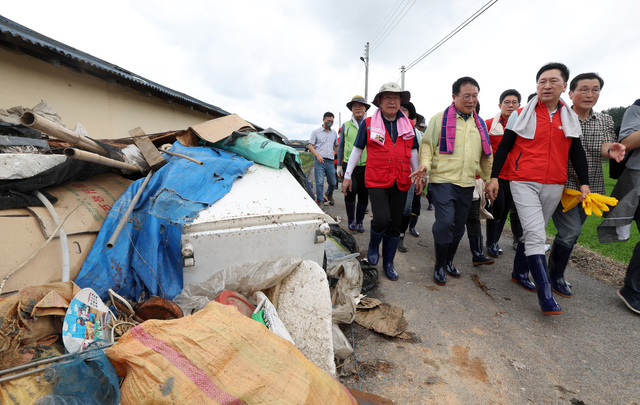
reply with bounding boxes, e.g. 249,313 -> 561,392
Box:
370,0 -> 406,46
371,0 -> 418,52
404,0 -> 498,71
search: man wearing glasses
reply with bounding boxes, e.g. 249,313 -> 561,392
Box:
412,77 -> 493,286
547,73 -> 626,298
485,89 -> 523,261
487,63 -> 591,315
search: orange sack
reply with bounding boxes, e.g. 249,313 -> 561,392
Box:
106,301 -> 355,405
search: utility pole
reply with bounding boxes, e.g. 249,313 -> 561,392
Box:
360,42 -> 369,103
400,65 -> 406,90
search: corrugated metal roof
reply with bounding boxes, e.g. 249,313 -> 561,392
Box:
0,14 -> 231,118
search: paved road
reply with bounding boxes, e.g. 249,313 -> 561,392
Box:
321,186 -> 639,404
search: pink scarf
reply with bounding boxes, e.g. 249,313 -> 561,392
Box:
440,102 -> 491,156
369,109 -> 415,146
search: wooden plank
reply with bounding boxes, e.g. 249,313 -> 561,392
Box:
133,135 -> 166,171
128,126 -> 146,137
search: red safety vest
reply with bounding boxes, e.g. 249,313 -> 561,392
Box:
509,102 -> 572,184
364,116 -> 413,191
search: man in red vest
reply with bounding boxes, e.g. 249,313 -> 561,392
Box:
487,63 -> 591,315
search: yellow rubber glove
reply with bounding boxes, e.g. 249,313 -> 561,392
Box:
561,188 -> 582,212
561,189 -> 618,217
586,193 -> 618,217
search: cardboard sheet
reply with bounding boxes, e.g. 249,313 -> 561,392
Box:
188,114 -> 255,144
27,172 -> 132,238
0,209 -> 96,293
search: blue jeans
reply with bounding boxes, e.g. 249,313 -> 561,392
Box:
314,158 -> 336,202
551,202 -> 587,248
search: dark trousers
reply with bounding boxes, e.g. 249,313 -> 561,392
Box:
626,242 -> 640,295
431,183 -> 474,245
486,178 -> 516,241
368,182 -> 407,237
466,199 -> 481,237
342,163 -> 368,205
400,188 -> 421,233
493,178 -> 515,223
624,206 -> 640,295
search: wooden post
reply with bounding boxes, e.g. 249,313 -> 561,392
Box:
129,127 -> 167,171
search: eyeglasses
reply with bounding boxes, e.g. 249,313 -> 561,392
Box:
502,100 -> 520,106
538,78 -> 562,86
457,94 -> 478,101
575,87 -> 600,95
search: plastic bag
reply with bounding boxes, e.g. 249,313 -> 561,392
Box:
332,324 -> 354,361
360,260 -> 379,294
173,257 -> 302,315
253,291 -> 295,345
326,259 -> 363,324
34,347 -> 120,405
325,236 -> 359,269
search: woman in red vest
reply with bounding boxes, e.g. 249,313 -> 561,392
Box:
343,82 -> 421,281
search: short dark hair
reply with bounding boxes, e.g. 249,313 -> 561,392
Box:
323,112 -> 334,119
527,93 -> 536,102
452,76 -> 480,95
499,89 -> 521,104
536,62 -> 569,83
570,72 -> 604,92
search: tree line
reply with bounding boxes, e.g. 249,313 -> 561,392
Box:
602,106 -> 628,129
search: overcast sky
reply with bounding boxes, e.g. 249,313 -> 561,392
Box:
3,0 -> 639,140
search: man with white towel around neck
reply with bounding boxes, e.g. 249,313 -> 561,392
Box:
487,62 -> 590,315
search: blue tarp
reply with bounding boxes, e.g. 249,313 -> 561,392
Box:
74,142 -> 252,302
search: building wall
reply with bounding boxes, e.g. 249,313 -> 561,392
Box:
0,47 -> 217,139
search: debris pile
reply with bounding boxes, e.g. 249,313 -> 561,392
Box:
0,101 -> 399,404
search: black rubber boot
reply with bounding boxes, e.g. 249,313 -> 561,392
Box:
382,235 -> 399,280
548,241 -> 574,297
470,235 -> 495,266
486,219 -> 500,258
434,243 -> 449,285
511,241 -> 536,292
355,203 -> 368,233
409,214 -> 420,237
619,242 -> 640,315
398,233 -> 408,253
367,229 -> 384,265
345,201 -> 356,231
527,254 -> 563,315
445,239 -> 461,278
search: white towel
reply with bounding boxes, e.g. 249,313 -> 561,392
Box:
512,95 -> 581,140
488,112 -> 504,136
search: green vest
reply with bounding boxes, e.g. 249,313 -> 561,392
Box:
343,119 -> 367,166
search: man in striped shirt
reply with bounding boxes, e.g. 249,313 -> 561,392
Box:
548,72 -> 625,298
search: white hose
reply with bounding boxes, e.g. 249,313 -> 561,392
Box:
35,191 -> 70,282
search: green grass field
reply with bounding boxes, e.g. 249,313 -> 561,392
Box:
299,152 -> 314,173
300,153 -> 636,264
544,160 -> 637,264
